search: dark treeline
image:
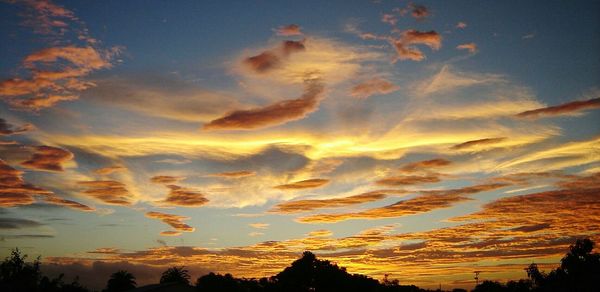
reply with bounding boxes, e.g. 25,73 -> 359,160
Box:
1,239 -> 598,292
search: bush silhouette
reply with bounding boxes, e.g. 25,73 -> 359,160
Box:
160,266 -> 190,285
104,270 -> 136,292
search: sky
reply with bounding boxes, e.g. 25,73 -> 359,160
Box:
0,0 -> 599,290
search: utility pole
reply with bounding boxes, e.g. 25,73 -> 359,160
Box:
474,271 -> 481,286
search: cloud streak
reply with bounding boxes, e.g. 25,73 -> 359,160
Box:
515,97 -> 600,119
203,79 -> 324,130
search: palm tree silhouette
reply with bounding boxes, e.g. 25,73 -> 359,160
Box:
159,266 -> 190,285
105,270 -> 136,292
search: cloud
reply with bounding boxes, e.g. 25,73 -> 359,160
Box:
145,211 -> 195,236
456,22 -> 467,29
150,175 -> 184,185
0,46 -> 121,110
203,79 -> 324,130
0,1 -> 122,110
350,78 -> 400,99
400,158 -> 451,173
274,178 -> 329,190
0,118 -> 34,136
391,30 -> 441,61
0,217 -> 44,229
43,195 -> 95,212
209,170 -> 256,178
85,75 -> 243,122
307,230 -> 333,237
456,42 -> 477,53
0,159 -> 91,211
415,65 -> 503,96
242,40 -> 306,74
298,183 -> 508,223
156,185 -> 209,207
515,97 -> 600,119
381,14 -> 398,26
94,166 -> 126,175
249,223 -> 269,229
270,190 -> 390,213
410,4 -> 430,20
20,145 -> 73,171
78,180 -> 133,206
450,137 -> 507,150
375,174 -> 441,186
275,24 -> 303,36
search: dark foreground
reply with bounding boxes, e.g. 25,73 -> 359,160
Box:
1,239 -> 598,292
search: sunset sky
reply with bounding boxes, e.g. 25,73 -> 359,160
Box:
1,0 -> 599,290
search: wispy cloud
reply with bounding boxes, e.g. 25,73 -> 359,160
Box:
274,178 -> 329,190
20,145 -> 73,172
515,97 -> 600,119
145,211 -> 195,236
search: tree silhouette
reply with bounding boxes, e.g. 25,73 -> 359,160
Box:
104,270 -> 136,292
0,248 -> 41,292
159,266 -> 190,285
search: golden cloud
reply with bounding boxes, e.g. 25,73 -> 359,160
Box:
78,180 -> 133,206
145,211 -> 195,236
275,24 -> 303,36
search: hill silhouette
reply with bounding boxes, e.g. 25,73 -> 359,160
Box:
1,238 -> 598,292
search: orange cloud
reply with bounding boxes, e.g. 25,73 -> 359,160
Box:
350,78 -> 399,99
275,24 -> 303,36
145,211 -> 195,235
298,183 -> 508,223
94,166 -> 126,175
249,223 -> 270,229
391,30 -> 441,61
43,195 -> 95,212
157,185 -> 209,207
0,118 -> 34,136
20,145 -> 73,171
150,175 -> 184,184
0,159 -> 92,211
270,190 -> 390,213
450,137 -> 506,150
515,97 -> 600,119
456,22 -> 467,29
274,178 -> 329,190
375,174 -> 440,186
209,170 -> 256,178
456,42 -> 477,53
0,159 -> 51,207
203,79 -> 324,130
400,158 -> 451,173
78,180 -> 133,206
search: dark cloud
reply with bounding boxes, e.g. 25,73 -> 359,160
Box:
204,79 -> 324,130
350,78 -> 399,99
78,180 -> 133,206
515,97 -> 600,119
450,137 -> 506,150
270,190 -> 391,213
20,145 -> 73,171
0,118 -> 34,136
0,217 -> 44,229
274,178 -> 330,190
410,4 -> 430,20
43,195 -> 95,212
